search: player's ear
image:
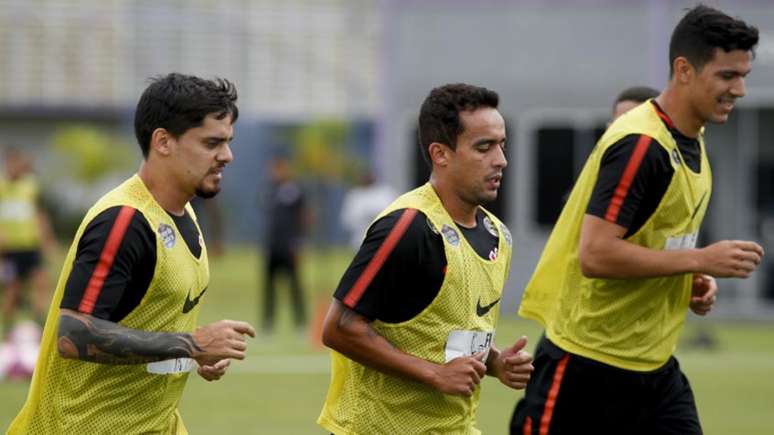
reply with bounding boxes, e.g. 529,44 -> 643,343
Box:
428,142 -> 450,167
149,128 -> 174,157
673,57 -> 693,85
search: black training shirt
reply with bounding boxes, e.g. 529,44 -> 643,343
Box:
333,207 -> 500,323
60,206 -> 201,322
586,101 -> 702,237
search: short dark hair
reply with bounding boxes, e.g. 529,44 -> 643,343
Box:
613,86 -> 659,108
134,73 -> 239,158
417,83 -> 499,167
669,5 -> 759,76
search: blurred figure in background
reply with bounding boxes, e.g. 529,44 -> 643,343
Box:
611,86 -> 660,122
190,196 -> 224,258
339,169 -> 397,249
513,6 -> 762,435
262,155 -> 308,334
0,147 -> 56,338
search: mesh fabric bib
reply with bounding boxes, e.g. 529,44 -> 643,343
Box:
9,175 -> 209,434
519,102 -> 712,371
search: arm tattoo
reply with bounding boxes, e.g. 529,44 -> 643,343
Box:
57,310 -> 202,365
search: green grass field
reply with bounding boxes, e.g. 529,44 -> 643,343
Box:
2,247 -> 773,434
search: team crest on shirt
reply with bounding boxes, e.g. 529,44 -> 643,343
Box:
489,247 -> 498,261
426,217 -> 440,235
672,148 -> 682,166
158,223 -> 176,249
440,224 -> 460,247
483,216 -> 499,238
500,223 -> 512,246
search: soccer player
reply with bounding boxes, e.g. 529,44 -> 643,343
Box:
611,86 -> 659,121
8,73 -> 256,434
0,148 -> 56,336
318,83 -> 534,435
510,6 -> 763,435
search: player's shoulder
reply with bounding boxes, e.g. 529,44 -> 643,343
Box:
369,208 -> 438,242
84,205 -> 153,238
372,207 -> 425,228
604,134 -> 667,161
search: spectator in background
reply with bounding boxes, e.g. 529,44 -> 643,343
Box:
611,86 -> 660,121
190,196 -> 225,258
0,147 -> 56,337
262,155 -> 308,334
340,170 -> 397,249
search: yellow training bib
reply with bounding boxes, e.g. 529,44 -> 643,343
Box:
9,175 -> 209,434
519,101 -> 711,371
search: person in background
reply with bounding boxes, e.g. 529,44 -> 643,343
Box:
611,86 -> 660,121
0,147 -> 56,337
261,155 -> 309,334
340,169 -> 397,249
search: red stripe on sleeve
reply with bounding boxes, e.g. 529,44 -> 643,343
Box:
342,208 -> 418,308
78,206 -> 137,314
539,354 -> 570,435
523,416 -> 533,435
604,135 -> 652,223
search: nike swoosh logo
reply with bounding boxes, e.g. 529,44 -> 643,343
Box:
182,287 -> 208,314
476,297 -> 500,317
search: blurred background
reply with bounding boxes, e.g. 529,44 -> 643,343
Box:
0,0 -> 772,433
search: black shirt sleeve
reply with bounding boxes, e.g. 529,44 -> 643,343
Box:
60,206 -> 157,322
586,134 -> 674,237
333,208 -> 446,323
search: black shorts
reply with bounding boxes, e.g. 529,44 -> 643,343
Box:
1,250 -> 43,282
510,336 -> 701,435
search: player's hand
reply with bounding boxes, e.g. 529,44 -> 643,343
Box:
689,274 -> 717,316
697,240 -> 764,278
431,352 -> 488,397
192,320 -> 256,366
197,358 -> 231,382
489,336 -> 534,390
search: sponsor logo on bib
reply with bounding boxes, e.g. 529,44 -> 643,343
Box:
441,224 -> 460,247
158,223 -> 176,249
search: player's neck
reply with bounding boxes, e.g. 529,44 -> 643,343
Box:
429,176 -> 477,227
655,88 -> 703,138
138,162 -> 190,216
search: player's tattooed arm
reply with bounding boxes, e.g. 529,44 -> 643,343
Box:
57,308 -> 202,365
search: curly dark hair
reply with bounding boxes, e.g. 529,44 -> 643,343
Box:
417,83 -> 499,167
669,5 -> 759,76
134,73 -> 239,158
